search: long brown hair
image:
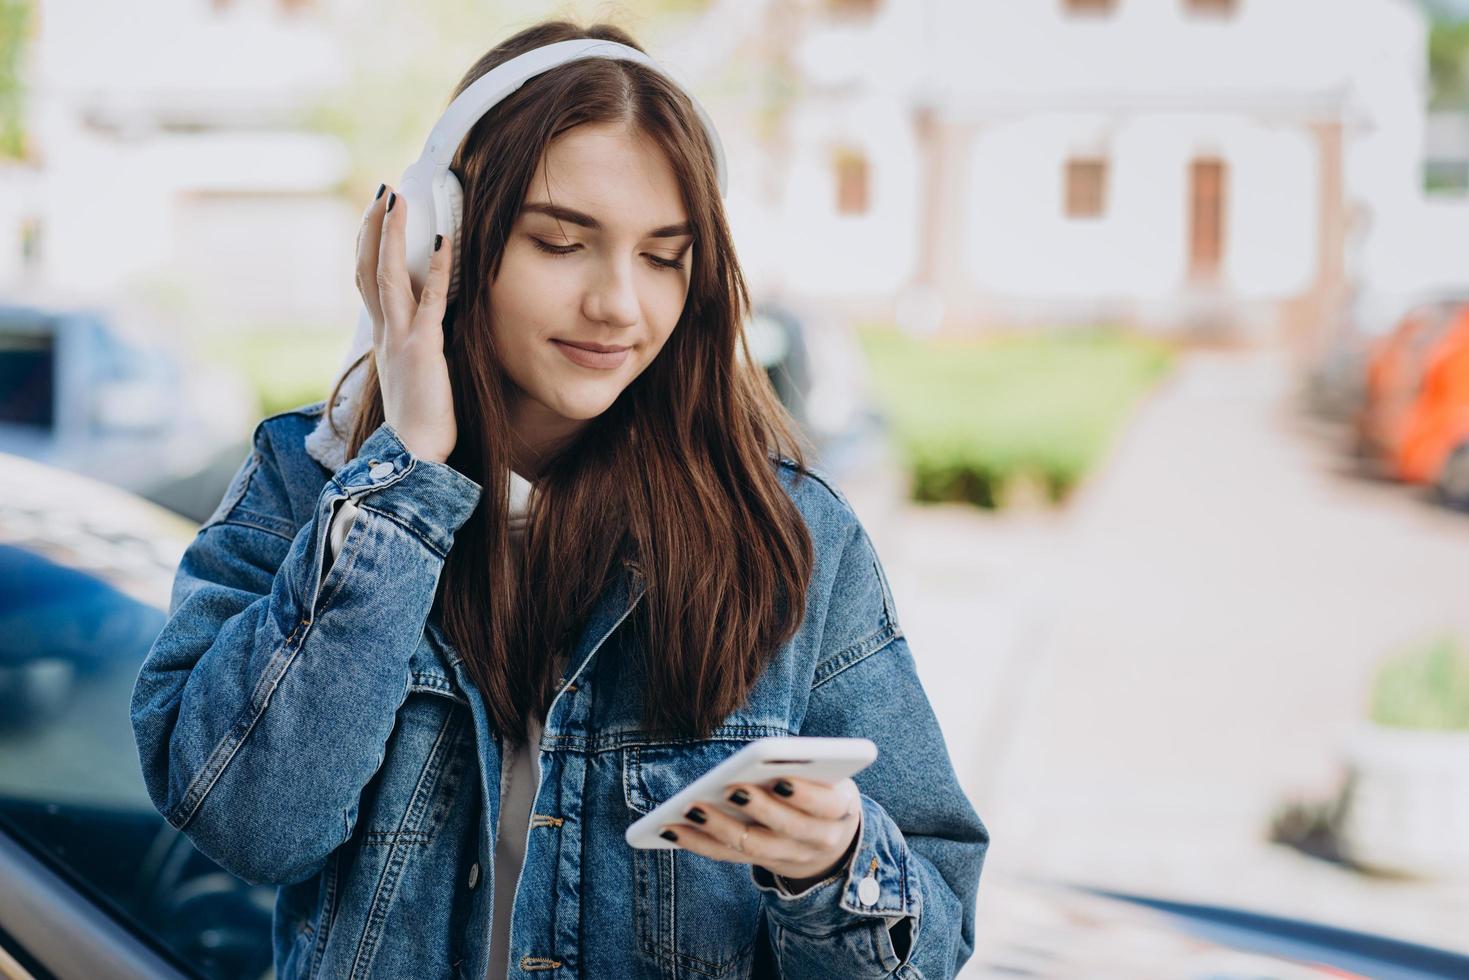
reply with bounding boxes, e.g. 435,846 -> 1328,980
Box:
324,20 -> 815,743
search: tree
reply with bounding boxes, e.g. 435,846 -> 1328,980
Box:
0,0 -> 32,162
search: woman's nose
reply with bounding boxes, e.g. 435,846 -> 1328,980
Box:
582,256 -> 640,329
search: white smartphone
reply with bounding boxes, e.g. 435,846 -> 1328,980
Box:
624,736 -> 878,850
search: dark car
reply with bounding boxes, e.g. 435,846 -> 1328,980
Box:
748,300 -> 893,496
0,450 -> 276,980
0,301 -> 257,526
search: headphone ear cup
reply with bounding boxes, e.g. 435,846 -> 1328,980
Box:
442,170 -> 465,307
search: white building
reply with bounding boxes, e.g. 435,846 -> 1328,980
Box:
8,0 -> 1468,352
3,0 -> 352,331
1,0 -> 763,337
756,0 -> 1469,348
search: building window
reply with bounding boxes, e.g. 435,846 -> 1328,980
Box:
1064,0 -> 1117,16
1064,159 -> 1108,219
833,147 -> 870,216
1425,160 -> 1469,197
1189,158 -> 1226,279
1425,113 -> 1469,195
1184,0 -> 1237,16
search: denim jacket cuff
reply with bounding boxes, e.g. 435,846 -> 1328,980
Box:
328,422 -> 482,557
749,794 -> 920,934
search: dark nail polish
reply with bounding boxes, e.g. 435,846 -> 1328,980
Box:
660,829 -> 678,842
386,192 -> 396,213
728,789 -> 750,806
685,807 -> 706,824
434,233 -> 443,252
374,183 -> 386,200
772,779 -> 794,798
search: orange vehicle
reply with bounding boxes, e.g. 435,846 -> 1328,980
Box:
1354,299 -> 1467,471
1395,303 -> 1469,485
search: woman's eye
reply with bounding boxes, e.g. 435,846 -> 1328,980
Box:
531,237 -> 685,272
530,238 -> 580,256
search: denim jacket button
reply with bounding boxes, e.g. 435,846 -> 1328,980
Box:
467,862 -> 480,889
368,461 -> 395,481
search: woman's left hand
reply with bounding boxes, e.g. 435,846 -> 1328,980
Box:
660,777 -> 863,888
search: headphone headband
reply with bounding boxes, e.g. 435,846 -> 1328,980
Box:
423,38 -> 727,194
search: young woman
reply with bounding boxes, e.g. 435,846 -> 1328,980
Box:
130,19 -> 986,980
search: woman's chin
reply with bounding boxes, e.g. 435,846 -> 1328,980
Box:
546,387 -> 620,422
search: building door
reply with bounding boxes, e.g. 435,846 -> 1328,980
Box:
1189,158 -> 1226,280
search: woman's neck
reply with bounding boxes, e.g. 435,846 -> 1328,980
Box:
506,395 -> 588,481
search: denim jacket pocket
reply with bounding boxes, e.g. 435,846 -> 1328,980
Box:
622,738 -> 766,979
312,695 -> 473,977
356,696 -> 473,850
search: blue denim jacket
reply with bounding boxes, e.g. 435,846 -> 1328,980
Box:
129,401 -> 988,979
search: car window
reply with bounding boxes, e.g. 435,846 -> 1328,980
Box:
0,505 -> 276,980
0,328 -> 57,431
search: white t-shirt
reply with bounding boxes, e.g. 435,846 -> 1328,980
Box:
487,469 -> 539,980
488,715 -> 541,978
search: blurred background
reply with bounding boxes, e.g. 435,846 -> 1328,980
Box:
3,1 -> 1469,978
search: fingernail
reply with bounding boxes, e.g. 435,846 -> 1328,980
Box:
660,829 -> 678,842
728,789 -> 750,806
434,233 -> 443,253
386,192 -> 396,213
685,807 -> 706,824
374,182 -> 386,201
772,779 -> 794,798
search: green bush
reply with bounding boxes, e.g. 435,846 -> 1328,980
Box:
1370,634 -> 1469,731
192,327 -> 348,420
855,325 -> 1174,509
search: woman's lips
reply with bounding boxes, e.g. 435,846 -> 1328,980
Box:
552,339 -> 630,370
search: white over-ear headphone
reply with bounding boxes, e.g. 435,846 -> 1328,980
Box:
337,37 -> 727,386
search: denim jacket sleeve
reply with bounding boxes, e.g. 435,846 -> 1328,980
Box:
128,417 -> 482,886
750,514 -> 989,979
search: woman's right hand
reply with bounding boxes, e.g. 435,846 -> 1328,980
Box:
355,183 -> 458,465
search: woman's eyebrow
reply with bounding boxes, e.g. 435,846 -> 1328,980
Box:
521,201 -> 692,238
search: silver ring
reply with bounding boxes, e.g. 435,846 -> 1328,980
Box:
734,825 -> 750,854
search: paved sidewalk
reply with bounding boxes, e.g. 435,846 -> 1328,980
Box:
860,348 -> 1469,969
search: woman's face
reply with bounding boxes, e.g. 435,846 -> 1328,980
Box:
489,120 -> 694,456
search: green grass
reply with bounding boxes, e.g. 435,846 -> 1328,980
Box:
190,328 -> 349,420
1370,634 -> 1469,731
194,322 -> 1171,513
855,325 -> 1174,509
